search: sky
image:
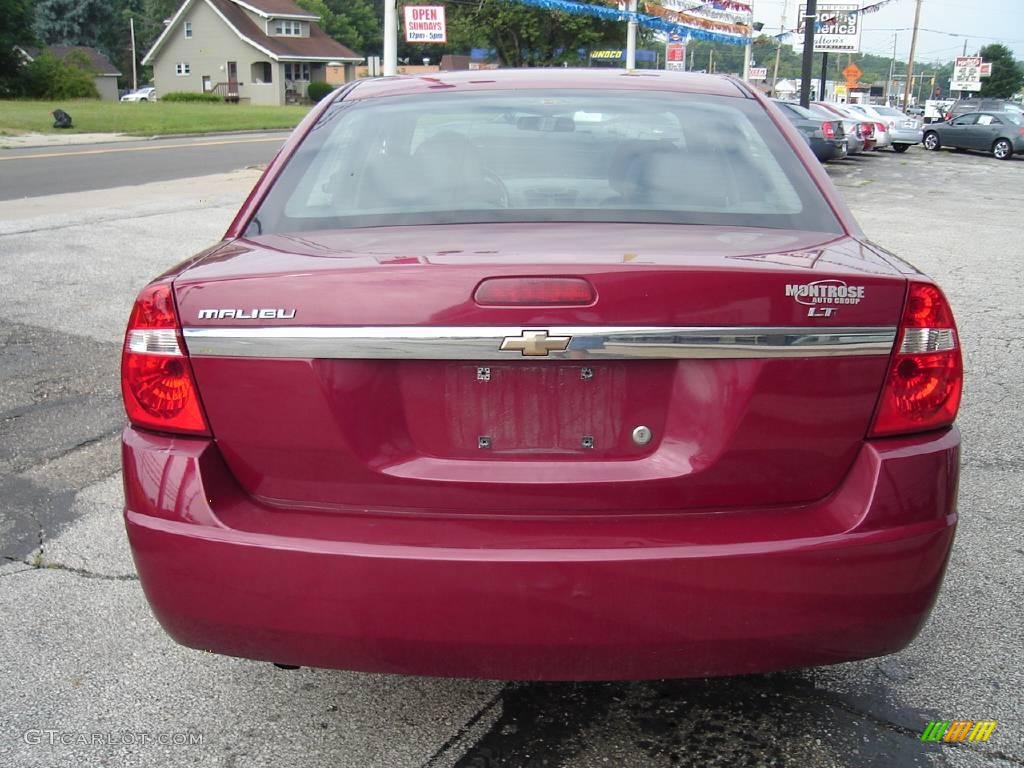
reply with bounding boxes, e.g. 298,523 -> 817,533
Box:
749,0 -> 1024,63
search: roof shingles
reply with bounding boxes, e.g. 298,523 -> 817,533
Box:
210,0 -> 361,60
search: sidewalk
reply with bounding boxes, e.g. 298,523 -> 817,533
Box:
0,127 -> 293,150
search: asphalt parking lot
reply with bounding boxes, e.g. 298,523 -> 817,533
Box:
1,143 -> 1021,768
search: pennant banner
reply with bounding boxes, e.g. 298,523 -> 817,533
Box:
507,0 -> 753,45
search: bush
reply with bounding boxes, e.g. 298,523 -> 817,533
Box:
24,51 -> 98,100
159,91 -> 224,103
307,81 -> 335,103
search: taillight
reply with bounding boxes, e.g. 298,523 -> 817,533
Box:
869,282 -> 962,438
875,122 -> 886,134
1018,127 -> 1024,136
474,277 -> 595,306
821,121 -> 836,139
121,283 -> 209,435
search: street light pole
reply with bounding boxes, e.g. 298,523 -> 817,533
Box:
799,0 -> 818,107
383,0 -> 397,76
129,16 -> 138,91
626,0 -> 638,69
771,0 -> 788,97
885,33 -> 896,104
901,0 -> 923,108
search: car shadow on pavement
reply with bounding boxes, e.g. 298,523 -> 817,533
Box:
450,672 -> 939,768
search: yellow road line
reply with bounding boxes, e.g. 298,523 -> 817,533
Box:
0,136 -> 284,162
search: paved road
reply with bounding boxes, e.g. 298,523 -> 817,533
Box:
0,146 -> 1021,768
0,132 -> 289,200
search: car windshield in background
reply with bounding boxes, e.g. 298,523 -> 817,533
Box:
251,90 -> 842,236
875,107 -> 906,117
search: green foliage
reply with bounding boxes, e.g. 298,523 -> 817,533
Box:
160,91 -> 224,102
296,0 -> 379,52
0,0 -> 36,97
978,44 -> 1024,99
23,51 -> 100,99
33,0 -> 113,47
306,81 -> 335,102
446,0 -> 622,67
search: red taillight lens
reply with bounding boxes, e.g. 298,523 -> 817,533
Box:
875,122 -> 886,133
869,282 -> 962,438
121,283 -> 209,435
474,277 -> 595,306
822,121 -> 836,139
1018,127 -> 1024,137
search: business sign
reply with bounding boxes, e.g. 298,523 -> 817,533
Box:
748,67 -> 767,81
403,6 -> 446,43
665,43 -> 686,72
797,4 -> 862,53
951,56 -> 983,92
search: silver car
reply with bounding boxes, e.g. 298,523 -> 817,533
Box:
849,104 -> 923,152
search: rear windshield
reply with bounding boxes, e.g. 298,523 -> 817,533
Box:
250,89 -> 842,236
874,107 -> 906,117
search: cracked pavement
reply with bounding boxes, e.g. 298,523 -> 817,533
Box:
0,143 -> 1021,767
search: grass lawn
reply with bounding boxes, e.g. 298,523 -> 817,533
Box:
0,99 -> 310,136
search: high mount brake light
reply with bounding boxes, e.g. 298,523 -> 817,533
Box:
121,283 -> 209,435
869,283 -> 962,438
474,277 -> 595,306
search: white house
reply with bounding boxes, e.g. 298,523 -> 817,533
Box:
143,0 -> 363,105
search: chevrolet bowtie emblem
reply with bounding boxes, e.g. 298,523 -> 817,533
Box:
500,330 -> 571,357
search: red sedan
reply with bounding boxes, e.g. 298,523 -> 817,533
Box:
122,70 -> 962,681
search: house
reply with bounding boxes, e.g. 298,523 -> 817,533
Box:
17,46 -> 122,101
142,0 -> 363,105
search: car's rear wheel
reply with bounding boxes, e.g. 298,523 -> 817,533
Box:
140,98 -> 148,102
993,139 -> 1013,160
923,132 -> 940,151
893,144 -> 910,153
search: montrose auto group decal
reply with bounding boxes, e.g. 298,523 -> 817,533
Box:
785,279 -> 865,317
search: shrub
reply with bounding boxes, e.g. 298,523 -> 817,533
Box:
307,81 -> 334,103
24,51 -> 98,100
159,91 -> 224,103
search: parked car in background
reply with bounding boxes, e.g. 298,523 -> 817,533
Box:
813,102 -> 875,153
847,104 -> 922,152
772,100 -> 847,162
906,105 -> 925,118
120,70 -> 962,681
120,87 -> 157,102
923,111 -> 1024,160
946,98 -> 1024,121
924,99 -> 955,124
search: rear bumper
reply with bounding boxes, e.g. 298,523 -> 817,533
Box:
124,426 -> 959,681
890,127 -> 924,144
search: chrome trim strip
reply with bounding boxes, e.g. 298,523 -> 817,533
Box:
184,326 -> 897,360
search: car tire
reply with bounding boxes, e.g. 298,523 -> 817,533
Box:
140,98 -> 148,102
923,132 -> 941,151
893,144 -> 910,153
993,139 -> 1013,160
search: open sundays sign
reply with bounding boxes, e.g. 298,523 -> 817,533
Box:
404,5 -> 447,43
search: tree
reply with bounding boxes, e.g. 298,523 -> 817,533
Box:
0,0 -> 36,96
978,43 -> 1024,99
23,49 -> 100,98
32,0 -> 114,47
296,0 -> 380,53
446,0 -> 621,67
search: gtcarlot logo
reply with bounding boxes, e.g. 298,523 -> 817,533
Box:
22,729 -> 204,747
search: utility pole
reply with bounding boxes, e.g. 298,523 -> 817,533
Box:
129,16 -> 138,91
819,51 -> 828,101
771,0 -> 788,97
800,0 -> 818,107
742,0 -> 753,81
902,0 -> 923,109
626,0 -> 638,69
709,49 -> 714,73
383,0 -> 397,76
885,33 -> 896,104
